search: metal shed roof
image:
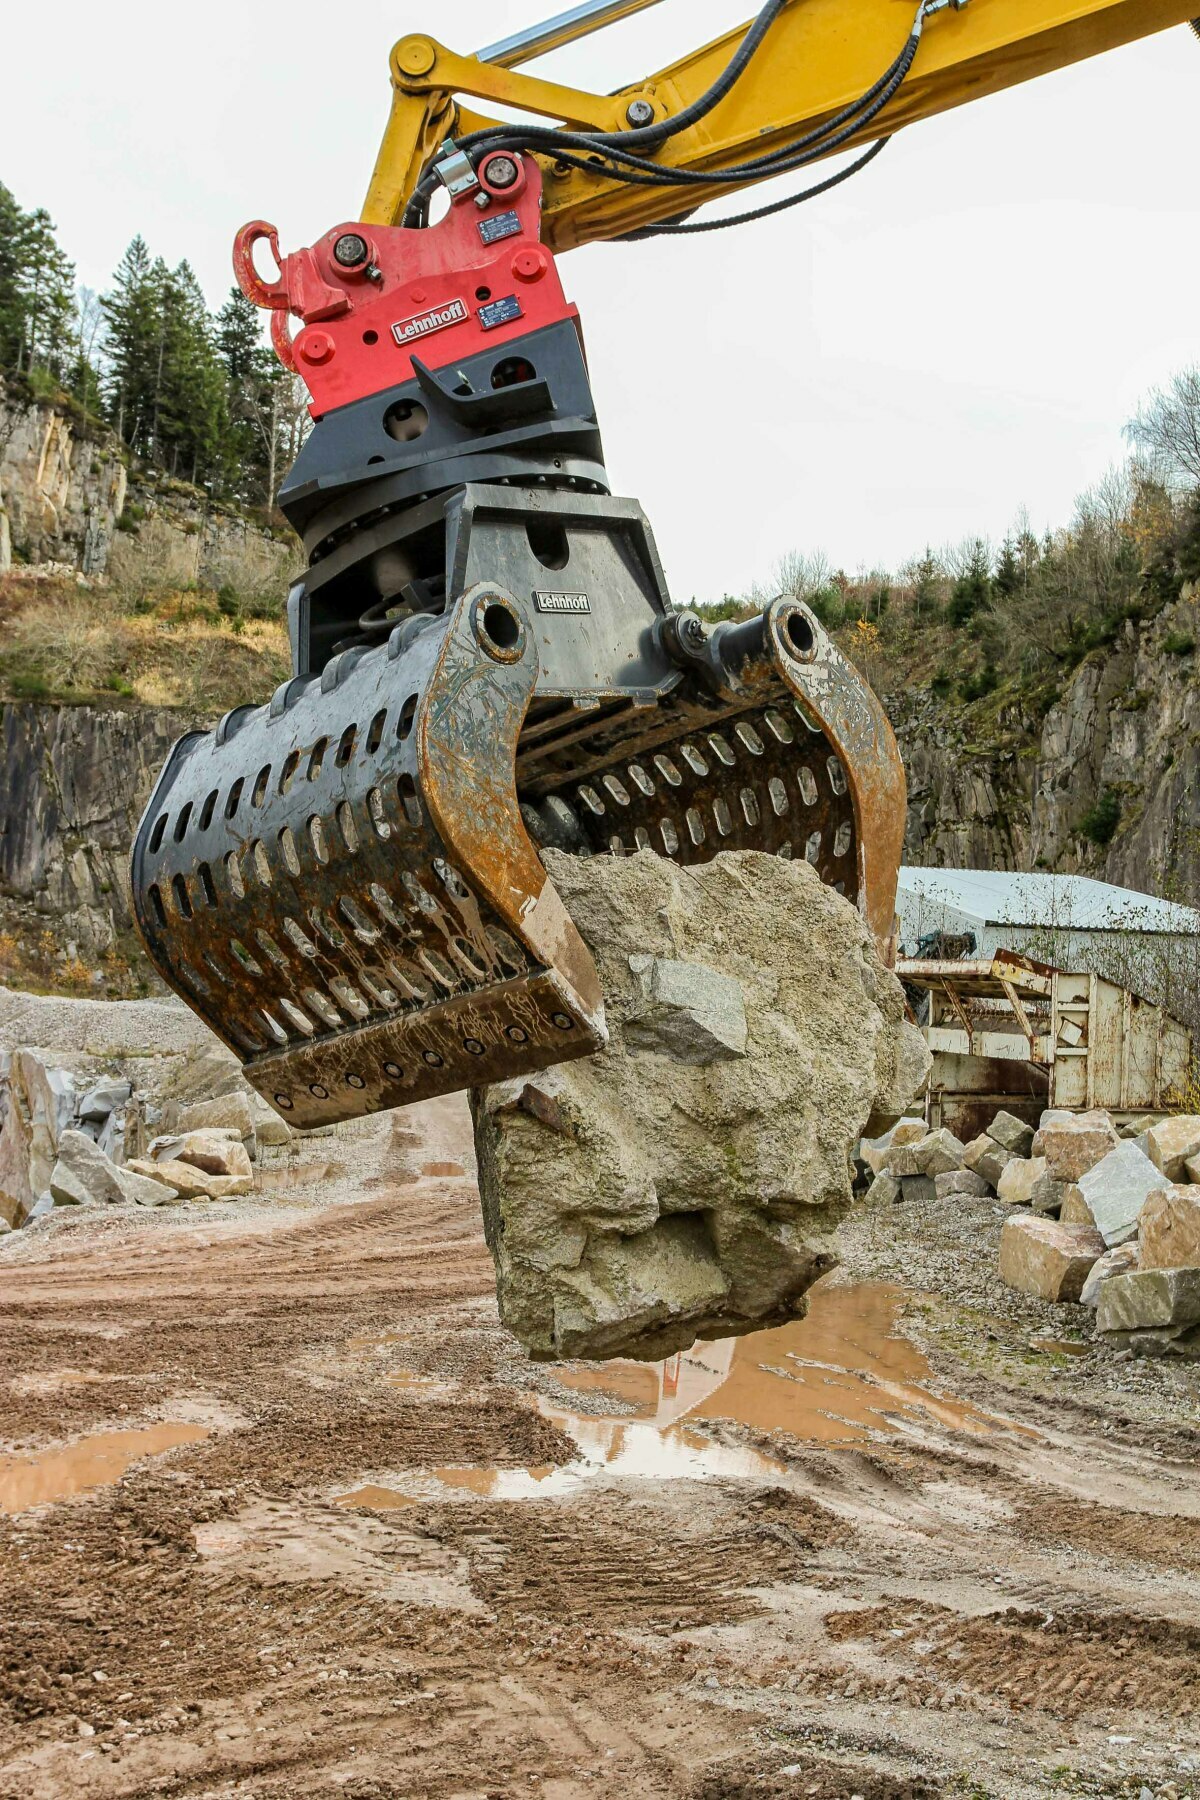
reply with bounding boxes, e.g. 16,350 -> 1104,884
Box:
898,868 -> 1200,936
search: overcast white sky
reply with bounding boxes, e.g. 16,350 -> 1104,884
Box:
3,2 -> 1197,601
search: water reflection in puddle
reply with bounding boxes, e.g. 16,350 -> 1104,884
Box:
339,1281 -> 1024,1508
0,1424 -> 211,1513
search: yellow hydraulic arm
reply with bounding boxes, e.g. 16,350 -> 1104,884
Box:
363,0 -> 1196,252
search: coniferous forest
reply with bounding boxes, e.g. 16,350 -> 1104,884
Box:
0,180 -> 307,511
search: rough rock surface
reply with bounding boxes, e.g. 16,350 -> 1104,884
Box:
935,1169 -> 989,1199
962,1135 -> 1012,1191
996,1156 -> 1047,1208
997,1214 -> 1106,1303
1142,1115 -> 1200,1183
1080,1243 -> 1140,1308
148,1127 -> 253,1180
1034,1110 -> 1120,1183
1139,1185 -> 1200,1269
1096,1267 -> 1200,1335
987,1111 -> 1036,1157
166,1093 -> 256,1143
128,1157 -> 250,1200
890,1128 -> 963,1179
1058,1184 -> 1095,1226
865,1173 -> 901,1206
471,849 -> 930,1362
1075,1140 -> 1164,1248
52,1127 -> 179,1208
861,1120 -> 926,1175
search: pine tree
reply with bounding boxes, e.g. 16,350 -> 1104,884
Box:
0,182 -> 27,369
947,540 -> 992,627
910,548 -> 940,625
101,236 -> 160,451
17,208 -> 76,379
993,536 -> 1019,600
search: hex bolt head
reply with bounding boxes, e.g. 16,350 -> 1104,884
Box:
625,98 -> 655,128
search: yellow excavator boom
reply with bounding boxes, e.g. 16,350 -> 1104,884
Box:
364,0 -> 1198,250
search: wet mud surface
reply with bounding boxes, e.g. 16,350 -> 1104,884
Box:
1,1095 -> 1199,1798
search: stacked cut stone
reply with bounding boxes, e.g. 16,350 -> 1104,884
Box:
863,1101 -> 1200,1356
988,1106 -> 1200,1357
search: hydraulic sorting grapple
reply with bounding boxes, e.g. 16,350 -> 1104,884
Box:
129,151 -> 906,1131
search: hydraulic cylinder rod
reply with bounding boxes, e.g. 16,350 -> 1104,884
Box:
477,0 -> 665,68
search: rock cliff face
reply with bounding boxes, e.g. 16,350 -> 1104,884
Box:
894,592 -> 1200,902
0,383 -> 296,596
0,391 -> 126,574
0,702 -> 193,957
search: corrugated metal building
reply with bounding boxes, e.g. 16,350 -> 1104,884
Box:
897,868 -> 1200,1016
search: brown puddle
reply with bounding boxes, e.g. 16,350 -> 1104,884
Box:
339,1281 -> 1028,1508
0,1425 -> 211,1513
420,1161 -> 466,1179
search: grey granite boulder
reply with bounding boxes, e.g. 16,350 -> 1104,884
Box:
1097,1267 -> 1200,1334
1076,1140 -> 1165,1248
472,848 -> 930,1362
987,1111 -> 1035,1157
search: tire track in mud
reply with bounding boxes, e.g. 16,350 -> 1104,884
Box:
824,1597 -> 1200,1720
5,1111 -> 1200,1797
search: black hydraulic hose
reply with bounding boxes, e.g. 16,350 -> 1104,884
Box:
403,0 -> 785,225
542,22 -> 916,193
402,0 -> 926,231
625,135 -> 891,236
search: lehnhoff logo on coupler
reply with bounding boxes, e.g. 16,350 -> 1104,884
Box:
391,299 -> 469,345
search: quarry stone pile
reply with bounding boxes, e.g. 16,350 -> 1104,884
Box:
0,986 -> 291,1227
863,1082 -> 1200,1355
472,848 -> 930,1363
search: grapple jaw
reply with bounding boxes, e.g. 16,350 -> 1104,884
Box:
131,488 -> 905,1130
132,157 -> 906,1128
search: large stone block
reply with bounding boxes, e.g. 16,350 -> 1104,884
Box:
997,1156 -> 1048,1208
890,1128 -> 963,1179
77,1078 -> 132,1123
1143,1115 -> 1200,1183
963,1135 -> 1013,1191
127,1157 -> 248,1199
1075,1140 -> 1164,1248
861,1120 -> 927,1176
1139,1185 -> 1200,1270
1058,1184 -> 1094,1226
55,1128 -> 180,1207
148,1128 -> 252,1181
55,1127 -> 126,1205
1080,1243 -> 1140,1309
998,1214 -> 1106,1303
865,1173 -> 901,1207
935,1169 -> 990,1199
170,1092 -> 256,1142
1097,1267 -> 1200,1335
1103,1325 -> 1200,1360
472,848 -> 931,1362
1035,1110 -> 1120,1183
987,1111 -> 1035,1156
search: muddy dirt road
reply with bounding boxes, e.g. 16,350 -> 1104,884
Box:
2,1097 -> 1199,1799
